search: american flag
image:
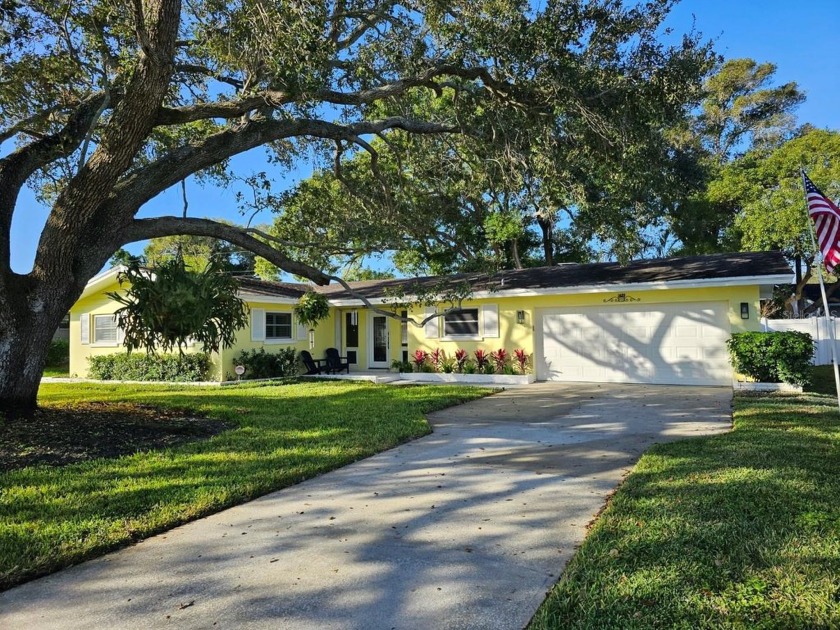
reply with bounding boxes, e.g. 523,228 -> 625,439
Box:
803,172 -> 840,273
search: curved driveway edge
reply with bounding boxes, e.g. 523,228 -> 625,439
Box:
0,383 -> 732,630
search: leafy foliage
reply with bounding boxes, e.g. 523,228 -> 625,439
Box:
110,257 -> 248,355
727,332 -> 814,386
142,233 -> 257,274
293,291 -> 330,328
669,58 -> 806,255
87,353 -> 210,382
233,348 -> 298,380
733,129 -> 840,259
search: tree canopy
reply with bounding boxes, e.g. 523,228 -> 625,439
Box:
667,58 -> 805,255
0,0 -> 715,412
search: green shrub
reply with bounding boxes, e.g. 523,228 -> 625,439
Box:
234,347 -> 298,379
45,340 -> 70,368
390,359 -> 412,373
88,353 -> 211,382
727,331 -> 814,386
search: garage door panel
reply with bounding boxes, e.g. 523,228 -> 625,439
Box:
538,302 -> 731,386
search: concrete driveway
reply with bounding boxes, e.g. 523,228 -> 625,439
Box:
0,383 -> 732,630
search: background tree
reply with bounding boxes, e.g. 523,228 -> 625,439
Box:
724,129 -> 840,311
0,0 -> 712,414
668,58 -> 805,254
258,31 -> 715,274
142,234 -> 257,274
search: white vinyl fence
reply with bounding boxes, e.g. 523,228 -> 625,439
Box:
761,317 -> 840,365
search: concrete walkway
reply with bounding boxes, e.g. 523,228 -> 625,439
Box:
0,383 -> 732,630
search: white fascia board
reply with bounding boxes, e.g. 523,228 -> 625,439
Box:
324,273 -> 794,306
466,274 -> 795,299
78,266 -> 124,300
238,292 -> 300,305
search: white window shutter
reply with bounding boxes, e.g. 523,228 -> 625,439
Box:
251,308 -> 266,341
80,313 -> 90,345
482,304 -> 499,338
424,307 -> 439,339
297,316 -> 307,341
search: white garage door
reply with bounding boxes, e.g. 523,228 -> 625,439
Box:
537,302 -> 732,386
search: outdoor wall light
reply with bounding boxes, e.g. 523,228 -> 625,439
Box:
308,328 -> 315,349
350,310 -> 359,326
516,310 -> 526,325
740,302 -> 750,320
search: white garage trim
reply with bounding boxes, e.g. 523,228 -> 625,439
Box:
535,302 -> 732,386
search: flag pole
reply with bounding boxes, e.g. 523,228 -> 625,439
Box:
801,169 -> 840,411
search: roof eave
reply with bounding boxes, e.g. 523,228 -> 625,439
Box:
324,273 -> 794,306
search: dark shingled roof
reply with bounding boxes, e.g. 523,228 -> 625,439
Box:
236,276 -> 310,299
314,251 -> 792,301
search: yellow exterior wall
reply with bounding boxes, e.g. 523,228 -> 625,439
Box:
69,281 -> 336,381
70,278 -> 762,381
407,285 -> 761,363
69,280 -> 224,379
219,302 -> 337,380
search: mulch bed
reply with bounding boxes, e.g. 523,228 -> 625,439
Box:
0,402 -> 231,472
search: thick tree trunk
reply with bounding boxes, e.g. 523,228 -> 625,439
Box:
0,276 -> 71,417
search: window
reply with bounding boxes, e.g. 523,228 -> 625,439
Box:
444,308 -> 479,337
400,310 -> 408,346
266,312 -> 293,339
93,315 -> 118,344
345,312 -> 359,347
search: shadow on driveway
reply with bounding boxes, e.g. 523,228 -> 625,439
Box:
0,383 -> 731,630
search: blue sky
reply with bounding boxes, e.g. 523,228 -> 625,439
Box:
8,0 -> 840,274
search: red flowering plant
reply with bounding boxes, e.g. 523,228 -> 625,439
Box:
454,348 -> 468,372
490,348 -> 508,373
412,349 -> 429,372
474,348 -> 490,371
513,349 -> 529,374
429,348 -> 446,372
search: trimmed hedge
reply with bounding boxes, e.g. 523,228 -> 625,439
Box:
88,353 -> 211,382
726,331 -> 814,386
46,340 -> 70,368
233,347 -> 298,379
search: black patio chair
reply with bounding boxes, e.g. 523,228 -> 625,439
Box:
324,347 -> 350,374
300,350 -> 324,375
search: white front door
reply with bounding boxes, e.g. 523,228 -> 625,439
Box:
368,315 -> 390,368
536,302 -> 731,386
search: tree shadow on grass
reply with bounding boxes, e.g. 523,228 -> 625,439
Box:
532,393 -> 840,629
0,382 -> 486,590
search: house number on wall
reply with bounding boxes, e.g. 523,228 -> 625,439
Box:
603,293 -> 641,303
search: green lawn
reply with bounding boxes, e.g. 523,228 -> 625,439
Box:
807,364 -> 840,396
529,390 -> 840,629
0,380 -> 488,590
41,367 -> 69,378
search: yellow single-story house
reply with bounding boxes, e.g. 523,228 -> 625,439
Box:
70,251 -> 792,386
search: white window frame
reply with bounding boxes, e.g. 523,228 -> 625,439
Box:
265,311 -> 294,343
92,314 -> 120,347
442,308 -> 481,340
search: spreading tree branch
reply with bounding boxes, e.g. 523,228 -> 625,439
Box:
0,93 -> 109,271
109,116 -> 458,219
123,217 -> 332,284
154,64 -> 517,126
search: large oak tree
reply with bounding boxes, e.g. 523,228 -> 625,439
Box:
0,0 -> 711,414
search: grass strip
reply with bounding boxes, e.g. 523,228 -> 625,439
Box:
530,390 -> 840,629
0,380 -> 488,590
